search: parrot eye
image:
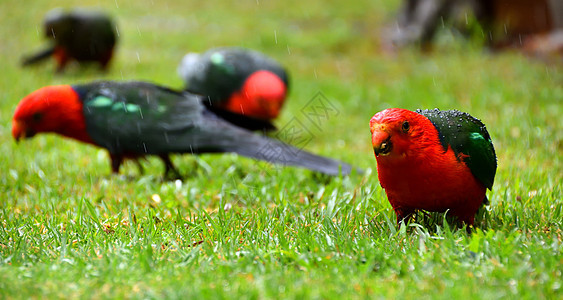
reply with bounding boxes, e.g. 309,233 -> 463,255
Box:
32,112 -> 43,123
402,121 -> 410,133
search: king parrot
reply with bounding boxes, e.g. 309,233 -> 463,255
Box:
12,81 -> 352,177
21,8 -> 117,73
369,108 -> 497,226
177,47 -> 289,131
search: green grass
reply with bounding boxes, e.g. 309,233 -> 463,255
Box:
1,0 -> 562,298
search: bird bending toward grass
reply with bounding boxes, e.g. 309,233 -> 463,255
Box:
177,47 -> 289,131
369,108 -> 497,226
12,81 -> 352,178
21,8 -> 117,73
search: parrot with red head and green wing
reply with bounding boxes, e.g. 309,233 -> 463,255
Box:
370,108 -> 497,226
12,81 -> 353,178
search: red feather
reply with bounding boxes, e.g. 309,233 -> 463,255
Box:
225,70 -> 286,120
370,108 -> 487,225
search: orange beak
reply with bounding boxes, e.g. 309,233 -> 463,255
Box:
371,124 -> 392,156
12,119 -> 24,142
11,119 -> 35,142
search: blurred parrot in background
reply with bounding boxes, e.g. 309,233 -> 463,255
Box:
21,8 -> 117,72
12,81 -> 352,178
177,47 -> 289,131
369,108 -> 497,227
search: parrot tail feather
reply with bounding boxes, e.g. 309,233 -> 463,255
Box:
21,47 -> 55,66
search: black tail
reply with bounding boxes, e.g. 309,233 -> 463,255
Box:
234,140 -> 353,176
21,47 -> 55,66
213,123 -> 354,176
204,105 -> 277,132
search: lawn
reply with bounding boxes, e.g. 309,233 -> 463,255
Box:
0,0 -> 561,298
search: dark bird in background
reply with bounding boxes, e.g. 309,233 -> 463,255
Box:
21,8 -> 118,72
12,81 -> 353,178
178,47 -> 289,131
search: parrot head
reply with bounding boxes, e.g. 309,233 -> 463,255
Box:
12,85 -> 86,142
369,108 -> 433,161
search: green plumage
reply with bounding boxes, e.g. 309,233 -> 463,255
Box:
178,47 -> 289,103
416,109 -> 497,190
72,81 -> 352,176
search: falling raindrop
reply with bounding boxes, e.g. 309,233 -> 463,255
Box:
37,169 -> 45,180
274,30 -> 277,44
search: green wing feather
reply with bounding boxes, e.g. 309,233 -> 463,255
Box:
417,109 -> 497,190
75,81 -> 202,155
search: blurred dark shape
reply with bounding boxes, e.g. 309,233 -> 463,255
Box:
521,29 -> 563,58
22,8 -> 118,72
178,47 -> 290,132
385,0 -> 563,57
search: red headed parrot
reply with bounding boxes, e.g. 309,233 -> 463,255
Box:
22,8 -> 117,72
178,47 -> 289,131
12,81 -> 352,177
370,108 -> 497,226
